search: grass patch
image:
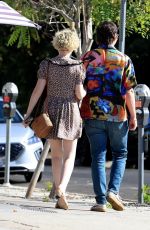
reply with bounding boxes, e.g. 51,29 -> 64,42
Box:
143,184 -> 150,204
43,196 -> 49,202
44,181 -> 52,192
42,181 -> 53,202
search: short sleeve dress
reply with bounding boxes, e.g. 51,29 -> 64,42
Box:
37,56 -> 85,140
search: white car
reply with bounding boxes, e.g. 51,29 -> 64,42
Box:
0,97 -> 43,182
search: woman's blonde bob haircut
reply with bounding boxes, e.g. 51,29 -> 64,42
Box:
52,29 -> 79,51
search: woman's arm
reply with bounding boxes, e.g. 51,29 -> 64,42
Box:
23,78 -> 46,126
75,84 -> 86,100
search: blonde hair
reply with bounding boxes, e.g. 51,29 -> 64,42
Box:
52,29 -> 79,51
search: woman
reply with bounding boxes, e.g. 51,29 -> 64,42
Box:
23,29 -> 86,210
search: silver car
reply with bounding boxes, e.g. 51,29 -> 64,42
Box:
0,97 -> 43,182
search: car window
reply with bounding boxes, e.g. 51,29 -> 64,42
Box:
0,101 -> 23,123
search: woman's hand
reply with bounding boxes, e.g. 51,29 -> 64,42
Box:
22,115 -> 33,128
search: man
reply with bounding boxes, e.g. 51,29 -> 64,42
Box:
81,21 -> 137,212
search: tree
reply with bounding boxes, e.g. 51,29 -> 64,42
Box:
5,0 -> 150,55
4,0 -> 93,58
126,0 -> 150,38
1,0 -> 149,111
92,0 -> 150,38
28,0 -> 93,58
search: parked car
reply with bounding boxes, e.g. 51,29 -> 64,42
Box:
0,97 -> 43,182
76,115 -> 150,169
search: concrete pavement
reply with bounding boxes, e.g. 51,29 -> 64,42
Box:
0,184 -> 150,230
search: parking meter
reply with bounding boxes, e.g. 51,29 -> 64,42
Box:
1,82 -> 18,186
2,82 -> 18,118
134,84 -> 150,127
134,84 -> 150,204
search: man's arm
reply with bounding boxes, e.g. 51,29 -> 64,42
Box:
126,88 -> 137,131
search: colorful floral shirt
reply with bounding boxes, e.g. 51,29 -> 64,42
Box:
80,46 -> 137,122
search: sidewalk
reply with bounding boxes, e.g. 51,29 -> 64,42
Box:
0,185 -> 150,230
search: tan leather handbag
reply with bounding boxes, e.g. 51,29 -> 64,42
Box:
31,113 -> 53,139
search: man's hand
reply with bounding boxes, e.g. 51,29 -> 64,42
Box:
129,117 -> 137,131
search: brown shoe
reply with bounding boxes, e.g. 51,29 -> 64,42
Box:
55,189 -> 68,210
91,204 -> 107,212
107,192 -> 125,211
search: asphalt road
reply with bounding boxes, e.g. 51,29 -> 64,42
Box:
1,165 -> 150,202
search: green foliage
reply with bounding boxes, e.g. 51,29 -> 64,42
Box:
91,0 -> 120,26
7,27 -> 21,47
7,27 -> 40,48
91,0 -> 150,38
143,184 -> 150,204
4,0 -> 150,49
4,0 -> 40,48
1,0 -> 149,113
0,25 -> 55,112
44,181 -> 53,192
43,196 -> 50,202
126,0 -> 150,38
43,181 -> 53,202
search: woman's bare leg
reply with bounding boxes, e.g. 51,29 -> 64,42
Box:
49,139 -> 63,189
49,139 -> 77,210
59,139 -> 77,193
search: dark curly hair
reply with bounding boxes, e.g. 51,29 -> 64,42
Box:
96,21 -> 118,46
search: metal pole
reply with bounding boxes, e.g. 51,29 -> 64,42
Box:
4,118 -> 11,186
138,126 -> 144,204
119,0 -> 127,53
25,140 -> 50,199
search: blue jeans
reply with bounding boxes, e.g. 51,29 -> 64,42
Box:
84,119 -> 128,205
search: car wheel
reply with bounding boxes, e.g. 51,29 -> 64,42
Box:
24,172 -> 42,182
